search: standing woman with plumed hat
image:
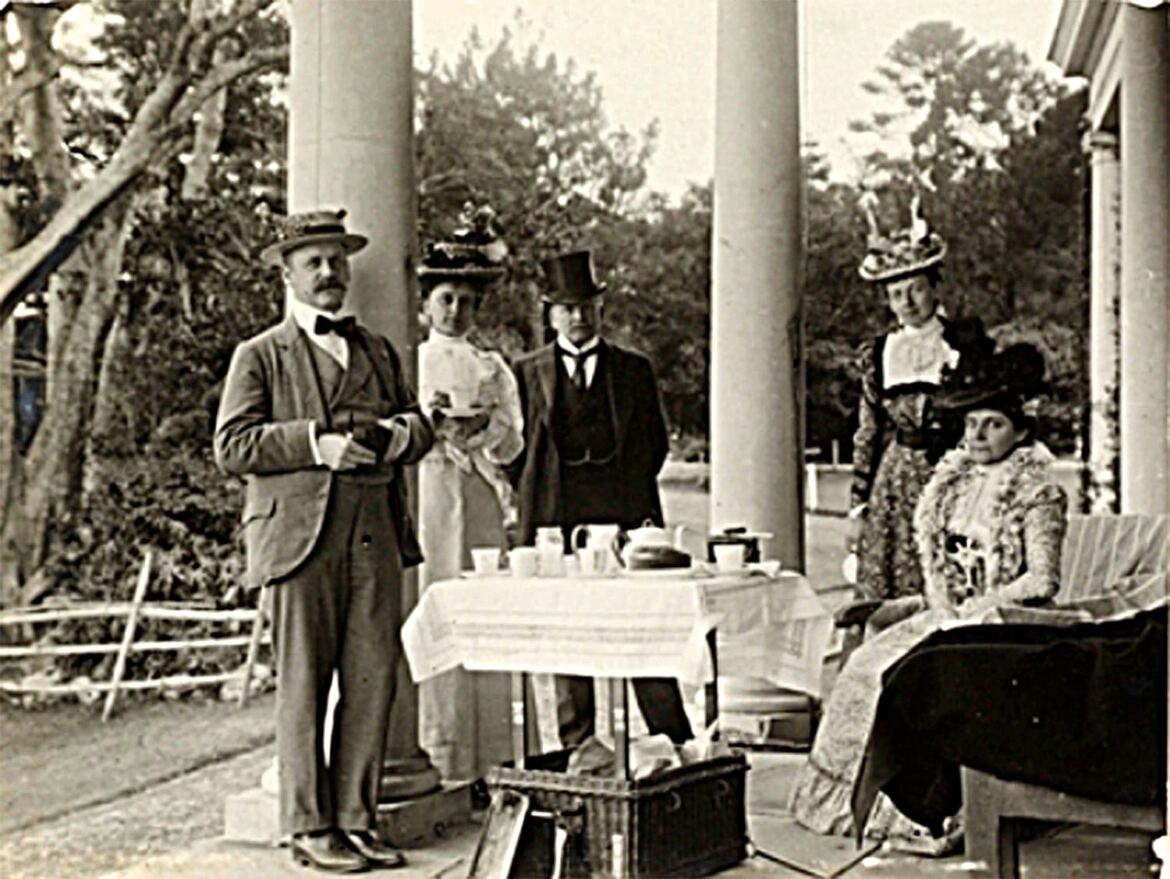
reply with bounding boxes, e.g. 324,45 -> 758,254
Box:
845,195 -> 993,630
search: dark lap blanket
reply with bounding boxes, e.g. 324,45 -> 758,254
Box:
852,606 -> 1167,837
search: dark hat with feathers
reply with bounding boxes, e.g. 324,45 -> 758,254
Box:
937,342 -> 1050,414
418,204 -> 508,285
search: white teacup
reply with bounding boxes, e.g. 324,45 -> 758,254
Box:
508,547 -> 538,578
713,542 -> 747,572
471,547 -> 501,576
447,385 -> 477,410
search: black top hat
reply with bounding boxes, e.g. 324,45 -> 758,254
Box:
540,250 -> 607,304
260,209 -> 368,267
937,342 -> 1050,414
418,204 -> 508,286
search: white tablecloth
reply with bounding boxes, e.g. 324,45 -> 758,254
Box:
402,568 -> 833,697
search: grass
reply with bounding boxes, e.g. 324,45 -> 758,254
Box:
0,692 -> 274,838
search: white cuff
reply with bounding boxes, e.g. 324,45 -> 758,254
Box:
308,421 -> 323,466
378,417 -> 412,462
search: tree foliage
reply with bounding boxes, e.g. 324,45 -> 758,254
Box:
805,22 -> 1086,457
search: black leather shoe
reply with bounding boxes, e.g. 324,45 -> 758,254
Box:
291,830 -> 370,873
342,829 -> 407,869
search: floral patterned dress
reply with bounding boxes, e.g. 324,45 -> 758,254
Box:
791,442 -> 1067,854
852,317 -> 984,602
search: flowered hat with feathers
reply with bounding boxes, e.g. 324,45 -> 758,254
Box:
418,203 -> 508,284
858,191 -> 947,283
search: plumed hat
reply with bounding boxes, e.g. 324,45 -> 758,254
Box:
260,209 -> 368,267
418,203 -> 508,285
540,250 -> 607,304
936,342 -> 1050,415
858,192 -> 947,283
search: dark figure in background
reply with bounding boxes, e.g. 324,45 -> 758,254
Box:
848,196 -> 992,617
508,250 -> 693,747
215,210 -> 433,873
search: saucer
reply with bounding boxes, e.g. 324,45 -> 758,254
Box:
439,405 -> 486,419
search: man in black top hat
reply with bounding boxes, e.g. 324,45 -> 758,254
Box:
508,250 -> 693,747
216,209 -> 432,872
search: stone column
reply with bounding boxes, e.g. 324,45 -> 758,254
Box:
1084,131 -> 1121,514
288,0 -> 438,800
1119,2 -> 1170,515
710,0 -> 804,570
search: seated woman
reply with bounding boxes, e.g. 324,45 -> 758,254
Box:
789,342 -> 1066,855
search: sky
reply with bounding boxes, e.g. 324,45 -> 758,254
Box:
416,0 -> 1067,195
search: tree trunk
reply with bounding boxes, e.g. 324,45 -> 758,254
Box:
182,0 -> 232,200
0,208 -> 131,605
14,5 -> 71,207
0,22 -> 19,541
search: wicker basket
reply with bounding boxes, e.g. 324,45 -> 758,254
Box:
486,750 -> 748,878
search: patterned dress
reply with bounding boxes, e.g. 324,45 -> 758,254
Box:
852,317 -> 984,602
791,442 -> 1067,854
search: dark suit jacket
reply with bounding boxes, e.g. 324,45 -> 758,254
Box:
214,315 -> 433,588
507,340 -> 669,545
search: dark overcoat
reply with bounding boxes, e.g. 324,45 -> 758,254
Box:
508,341 -> 669,545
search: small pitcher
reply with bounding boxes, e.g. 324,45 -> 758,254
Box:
569,523 -> 623,574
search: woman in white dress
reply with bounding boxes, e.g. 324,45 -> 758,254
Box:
416,213 -> 524,781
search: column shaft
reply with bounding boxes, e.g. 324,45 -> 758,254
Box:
1086,132 -> 1120,513
711,0 -> 804,569
1119,3 -> 1170,514
288,0 -> 430,781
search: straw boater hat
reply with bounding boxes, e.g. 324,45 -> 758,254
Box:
540,250 -> 607,304
418,204 -> 508,285
858,193 -> 948,283
259,209 -> 368,267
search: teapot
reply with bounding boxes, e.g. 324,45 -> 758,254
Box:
619,521 -> 689,567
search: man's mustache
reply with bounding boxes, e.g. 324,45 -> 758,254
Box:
315,281 -> 346,293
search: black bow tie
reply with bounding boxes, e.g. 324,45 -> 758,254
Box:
314,314 -> 356,337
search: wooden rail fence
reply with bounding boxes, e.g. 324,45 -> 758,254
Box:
0,550 -> 269,720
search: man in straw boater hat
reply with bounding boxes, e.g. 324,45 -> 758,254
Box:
508,250 -> 694,748
215,209 -> 433,872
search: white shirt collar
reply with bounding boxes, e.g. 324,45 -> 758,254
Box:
556,334 -> 600,356
426,328 -> 472,347
556,334 -> 601,388
287,289 -> 350,368
891,314 -> 944,339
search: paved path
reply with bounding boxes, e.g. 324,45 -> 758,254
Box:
3,750 -> 1149,879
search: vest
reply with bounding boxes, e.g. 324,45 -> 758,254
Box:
553,347 -> 618,465
305,336 -> 396,484
552,346 -> 624,526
